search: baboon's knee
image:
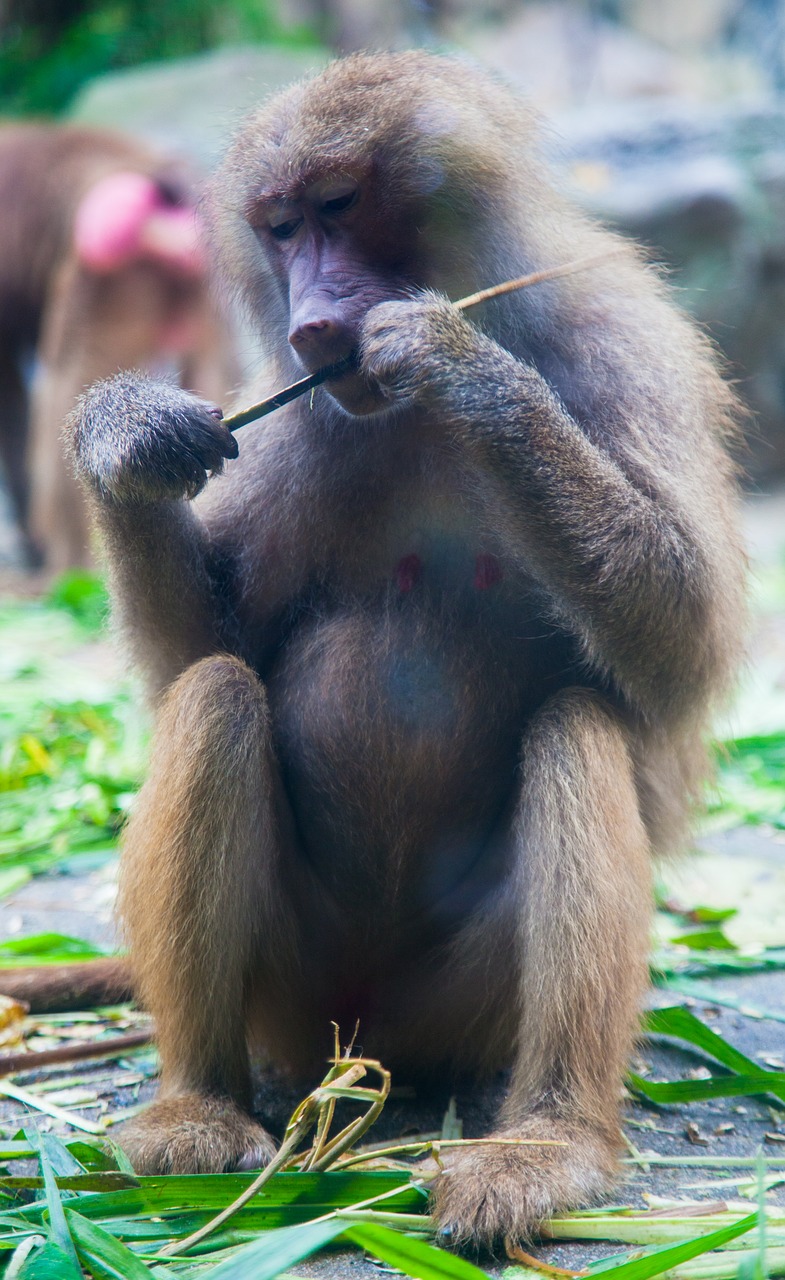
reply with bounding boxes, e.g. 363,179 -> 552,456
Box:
157,655 -> 270,757
526,687 -> 630,779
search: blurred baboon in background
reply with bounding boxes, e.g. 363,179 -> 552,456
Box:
0,124 -> 235,570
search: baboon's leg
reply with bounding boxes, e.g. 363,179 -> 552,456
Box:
117,654 -> 300,1174
434,688 -> 651,1243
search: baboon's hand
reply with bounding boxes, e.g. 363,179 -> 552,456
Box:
69,371 -> 238,504
360,292 -> 485,406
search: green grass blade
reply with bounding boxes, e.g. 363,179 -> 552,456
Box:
45,1170 -> 422,1227
628,1073 -> 785,1105
582,1211 -> 758,1280
35,1132 -> 87,1178
645,1007 -> 770,1076
13,1239 -> 83,1279
198,1218 -> 347,1278
33,1141 -> 81,1276
346,1222 -> 491,1278
100,1138 -> 137,1178
65,1141 -> 125,1174
639,1006 -> 785,1105
669,1245 -> 785,1279
0,1174 -> 139,1196
654,977 -> 785,1024
65,1208 -> 156,1279
745,1148 -> 770,1280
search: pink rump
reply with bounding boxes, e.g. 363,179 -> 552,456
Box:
74,171 -> 205,276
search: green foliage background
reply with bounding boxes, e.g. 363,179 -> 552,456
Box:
0,0 -> 320,117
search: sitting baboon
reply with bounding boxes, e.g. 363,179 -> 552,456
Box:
62,52 -> 747,1242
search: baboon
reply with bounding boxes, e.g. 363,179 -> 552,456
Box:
0,124 -> 234,570
65,52 -> 745,1243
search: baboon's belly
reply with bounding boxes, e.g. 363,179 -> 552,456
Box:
265,601 -> 546,906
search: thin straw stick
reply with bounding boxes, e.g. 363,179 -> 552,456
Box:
224,354 -> 357,432
222,248 -> 620,433
452,248 -> 623,311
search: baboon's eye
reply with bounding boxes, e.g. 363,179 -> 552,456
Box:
269,214 -> 303,240
321,183 -> 358,215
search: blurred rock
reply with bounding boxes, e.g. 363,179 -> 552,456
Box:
624,0 -> 737,52
465,2 -> 766,110
555,98 -> 785,478
69,45 -> 330,172
468,3 -> 680,111
456,3 -> 785,478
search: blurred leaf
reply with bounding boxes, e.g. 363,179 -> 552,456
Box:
0,934 -> 109,967
654,975 -> 785,1023
0,596 -> 146,882
46,572 -> 108,634
653,947 -> 785,979
669,929 -> 735,950
659,850 -> 785,950
709,730 -> 785,832
0,868 -> 32,897
691,906 -> 737,923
